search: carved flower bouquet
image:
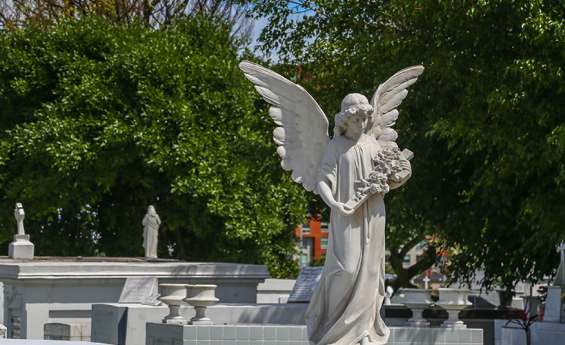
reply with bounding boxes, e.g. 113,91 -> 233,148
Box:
345,148 -> 412,211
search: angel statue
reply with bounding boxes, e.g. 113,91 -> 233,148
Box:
239,61 -> 423,345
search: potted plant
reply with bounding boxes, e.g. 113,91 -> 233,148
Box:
494,280 -> 514,308
520,295 -> 542,320
505,299 -> 538,345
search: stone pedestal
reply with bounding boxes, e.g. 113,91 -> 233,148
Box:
543,285 -> 565,323
520,295 -> 542,320
145,324 -> 484,345
44,323 -> 91,341
8,234 -> 34,259
257,279 -> 295,303
92,302 -> 308,345
401,289 -> 433,327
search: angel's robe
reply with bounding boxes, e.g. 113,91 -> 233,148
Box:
306,134 -> 409,345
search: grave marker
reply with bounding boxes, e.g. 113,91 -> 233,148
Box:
118,277 -> 159,305
288,267 -> 323,303
93,311 -> 112,344
423,276 -> 430,289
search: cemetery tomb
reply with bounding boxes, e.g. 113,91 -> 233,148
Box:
0,257 -> 268,340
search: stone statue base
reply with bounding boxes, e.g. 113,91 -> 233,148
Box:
9,234 -> 34,259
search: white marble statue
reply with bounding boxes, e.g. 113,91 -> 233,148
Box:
15,203 -> 25,235
384,286 -> 395,306
240,61 -> 423,345
142,206 -> 161,259
9,202 -> 34,258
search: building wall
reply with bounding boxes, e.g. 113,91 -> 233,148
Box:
296,219 -> 329,267
297,221 -> 430,275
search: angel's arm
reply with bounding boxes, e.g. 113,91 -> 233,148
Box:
317,142 -> 354,217
318,176 -> 354,217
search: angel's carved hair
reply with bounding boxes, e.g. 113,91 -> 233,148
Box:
334,93 -> 374,137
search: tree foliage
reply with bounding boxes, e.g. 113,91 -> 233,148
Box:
0,0 -> 253,38
246,0 -> 565,289
0,16 -> 306,278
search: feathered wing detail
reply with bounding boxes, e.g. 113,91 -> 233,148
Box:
367,66 -> 425,148
239,61 -> 330,194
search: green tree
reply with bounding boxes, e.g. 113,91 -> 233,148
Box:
246,0 -> 565,290
0,0 -> 253,37
0,16 -> 306,278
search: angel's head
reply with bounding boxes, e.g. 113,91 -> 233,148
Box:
334,93 -> 374,137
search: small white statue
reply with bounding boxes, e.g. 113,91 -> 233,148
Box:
384,286 -> 395,306
240,61 -> 423,345
142,206 -> 161,259
9,203 -> 34,258
14,203 -> 25,235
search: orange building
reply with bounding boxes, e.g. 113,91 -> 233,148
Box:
296,218 -> 329,267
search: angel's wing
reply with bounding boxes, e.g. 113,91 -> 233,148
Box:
367,66 -> 424,148
239,61 -> 330,194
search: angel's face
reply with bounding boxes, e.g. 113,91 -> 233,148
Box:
345,113 -> 369,137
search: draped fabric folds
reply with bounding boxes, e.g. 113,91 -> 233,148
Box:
305,134 -> 390,345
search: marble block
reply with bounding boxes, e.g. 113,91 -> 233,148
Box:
256,279 -> 295,304
92,302 -> 308,345
8,234 -> 34,259
146,324 -> 483,345
44,323 -> 91,341
544,285 -> 565,323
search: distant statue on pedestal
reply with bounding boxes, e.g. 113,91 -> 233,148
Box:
142,206 -> 161,259
9,203 -> 34,259
15,203 -> 25,235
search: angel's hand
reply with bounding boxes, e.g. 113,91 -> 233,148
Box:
333,202 -> 354,217
398,158 -> 411,171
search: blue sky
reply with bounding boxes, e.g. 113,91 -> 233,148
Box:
251,16 -> 270,48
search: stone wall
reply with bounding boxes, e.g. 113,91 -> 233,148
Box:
146,324 -> 484,345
